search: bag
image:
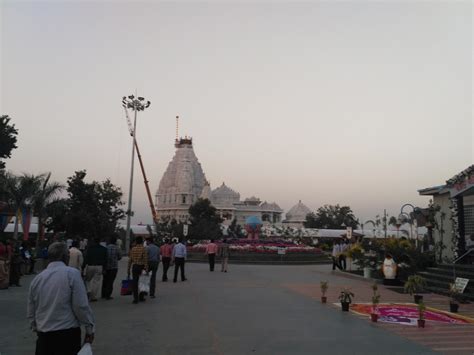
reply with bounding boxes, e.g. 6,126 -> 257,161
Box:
139,273 -> 150,293
120,278 -> 132,296
78,343 -> 93,355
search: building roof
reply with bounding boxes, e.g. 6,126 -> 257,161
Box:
211,182 -> 240,207
285,200 -> 311,222
446,165 -> 474,186
418,185 -> 447,196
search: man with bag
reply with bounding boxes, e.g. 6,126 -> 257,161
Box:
28,242 -> 95,355
128,237 -> 148,304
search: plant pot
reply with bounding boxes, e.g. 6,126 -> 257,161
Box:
341,302 -> 350,312
321,296 -> 327,304
417,319 -> 425,328
449,302 -> 459,313
371,313 -> 378,322
414,295 -> 423,304
363,267 -> 371,279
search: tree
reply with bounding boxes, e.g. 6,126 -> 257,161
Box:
228,218 -> 243,238
188,198 -> 222,240
0,115 -> 19,170
47,170 -> 125,239
2,173 -> 42,239
303,204 -> 358,229
33,172 -> 63,246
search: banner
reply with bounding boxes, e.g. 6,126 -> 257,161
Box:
0,213 -> 13,233
19,209 -> 33,241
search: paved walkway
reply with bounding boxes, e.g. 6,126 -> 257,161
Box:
2,261 -> 467,355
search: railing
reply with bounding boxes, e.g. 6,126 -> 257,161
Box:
452,249 -> 474,280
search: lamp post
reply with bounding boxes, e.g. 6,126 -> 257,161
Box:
122,95 -> 151,254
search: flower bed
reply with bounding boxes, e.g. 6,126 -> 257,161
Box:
187,239 -> 322,254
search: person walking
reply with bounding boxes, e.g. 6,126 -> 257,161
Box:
146,238 -> 159,298
27,242 -> 95,355
9,240 -> 22,287
127,237 -> 148,304
205,239 -> 218,272
0,240 -> 10,289
102,235 -> 122,300
68,240 -> 83,271
83,238 -> 107,302
219,239 -> 230,272
339,240 -> 348,270
331,240 -> 342,271
172,238 -> 187,283
160,239 -> 172,282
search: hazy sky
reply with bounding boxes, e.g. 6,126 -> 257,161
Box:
1,0 -> 472,225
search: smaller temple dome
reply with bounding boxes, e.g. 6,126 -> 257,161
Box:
286,200 -> 311,222
211,182 -> 240,207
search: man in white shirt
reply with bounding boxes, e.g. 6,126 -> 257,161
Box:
28,242 -> 95,355
68,240 -> 83,271
172,238 -> 187,283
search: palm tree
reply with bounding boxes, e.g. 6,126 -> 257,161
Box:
3,173 -> 43,239
33,172 -> 63,246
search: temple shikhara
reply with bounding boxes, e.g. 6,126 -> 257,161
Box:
155,136 -> 293,226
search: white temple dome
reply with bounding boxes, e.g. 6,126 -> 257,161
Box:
286,200 -> 311,222
211,182 -> 240,207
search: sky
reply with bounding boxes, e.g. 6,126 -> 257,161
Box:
1,0 -> 472,225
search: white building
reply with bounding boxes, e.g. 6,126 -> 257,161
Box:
155,137 -> 283,225
418,165 -> 474,261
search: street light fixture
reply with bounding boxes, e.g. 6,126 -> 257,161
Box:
122,94 -> 151,254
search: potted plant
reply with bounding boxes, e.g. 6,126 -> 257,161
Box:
320,281 -> 328,304
404,275 -> 427,304
417,301 -> 426,328
449,283 -> 460,313
338,288 -> 354,312
371,282 -> 380,322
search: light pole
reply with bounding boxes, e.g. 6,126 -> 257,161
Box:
122,95 -> 151,254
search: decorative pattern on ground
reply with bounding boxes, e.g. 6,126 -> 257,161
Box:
350,303 -> 474,326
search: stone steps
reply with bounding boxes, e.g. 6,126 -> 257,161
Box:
417,264 -> 474,301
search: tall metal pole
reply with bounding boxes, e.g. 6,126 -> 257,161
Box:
125,110 -> 137,254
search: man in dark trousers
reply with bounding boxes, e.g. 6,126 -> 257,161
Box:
102,235 -> 122,300
127,237 -> 148,304
172,238 -> 187,283
146,238 -> 159,298
28,242 -> 95,355
160,239 -> 173,282
205,239 -> 218,272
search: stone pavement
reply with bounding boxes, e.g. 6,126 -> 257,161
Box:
0,261 -> 455,355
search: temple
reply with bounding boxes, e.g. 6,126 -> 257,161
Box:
155,137 -> 284,225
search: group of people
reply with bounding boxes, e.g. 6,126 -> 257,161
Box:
0,239 -> 42,289
331,239 -> 349,271
128,237 -> 188,304
204,239 -> 230,272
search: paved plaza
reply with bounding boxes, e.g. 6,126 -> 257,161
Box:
3,261 -> 472,355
